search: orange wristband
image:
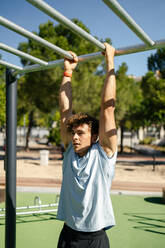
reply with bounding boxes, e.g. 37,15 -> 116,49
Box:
64,71 -> 72,77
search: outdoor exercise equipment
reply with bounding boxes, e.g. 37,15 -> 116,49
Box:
0,0 -> 165,247
0,195 -> 58,217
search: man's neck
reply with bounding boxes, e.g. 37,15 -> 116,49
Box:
77,145 -> 91,157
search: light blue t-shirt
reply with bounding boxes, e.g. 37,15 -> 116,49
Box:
57,142 -> 117,232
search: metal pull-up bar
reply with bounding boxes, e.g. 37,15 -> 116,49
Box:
102,0 -> 155,46
0,42 -> 48,66
26,0 -> 106,51
0,16 -> 73,60
1,39 -> 165,75
26,0 -> 155,50
0,59 -> 22,71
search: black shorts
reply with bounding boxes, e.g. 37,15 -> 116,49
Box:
57,223 -> 110,248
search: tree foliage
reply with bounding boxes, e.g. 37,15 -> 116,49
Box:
148,48 -> 165,78
115,63 -> 142,129
114,63 -> 143,152
147,48 -> 165,126
140,71 -> 165,125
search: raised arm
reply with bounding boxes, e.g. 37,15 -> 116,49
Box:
99,43 -> 117,156
59,52 -> 78,148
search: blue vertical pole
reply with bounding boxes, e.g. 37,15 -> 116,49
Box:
5,68 -> 17,248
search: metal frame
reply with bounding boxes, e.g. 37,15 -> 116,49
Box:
0,59 -> 23,71
0,16 -> 73,60
1,39 -> 165,75
102,0 -> 155,46
0,208 -> 57,217
1,39 -> 165,76
0,42 -> 48,65
5,69 -> 17,248
0,1 -> 165,248
26,0 -> 106,51
0,196 -> 58,218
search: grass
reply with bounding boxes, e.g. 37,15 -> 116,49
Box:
110,194 -> 165,248
0,193 -> 165,248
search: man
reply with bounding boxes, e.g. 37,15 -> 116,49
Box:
57,43 -> 117,248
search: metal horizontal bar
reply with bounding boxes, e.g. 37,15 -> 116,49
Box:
11,39 -> 165,75
26,0 -> 105,51
0,203 -> 58,212
0,208 -> 58,217
102,0 -> 155,46
0,42 -> 48,66
13,58 -> 64,75
1,39 -> 164,75
16,208 -> 58,216
115,39 -> 165,55
0,59 -> 23,71
0,16 -> 73,60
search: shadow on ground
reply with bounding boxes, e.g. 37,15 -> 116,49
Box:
144,197 -> 165,205
0,212 -> 57,226
124,212 -> 165,235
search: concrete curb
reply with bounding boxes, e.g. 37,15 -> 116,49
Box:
17,186 -> 162,196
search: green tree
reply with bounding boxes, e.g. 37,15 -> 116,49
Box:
47,111 -> 61,146
72,67 -> 103,117
140,71 -> 165,126
115,63 -> 143,152
148,48 -> 165,78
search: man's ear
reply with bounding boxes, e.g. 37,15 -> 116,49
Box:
92,134 -> 98,143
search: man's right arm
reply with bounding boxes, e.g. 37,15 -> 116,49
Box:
59,52 -> 78,148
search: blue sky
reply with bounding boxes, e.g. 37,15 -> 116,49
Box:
1,0 -> 165,76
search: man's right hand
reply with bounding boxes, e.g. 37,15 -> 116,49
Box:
64,51 -> 78,74
104,43 -> 115,72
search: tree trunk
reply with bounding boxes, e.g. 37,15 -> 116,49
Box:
25,110 -> 34,150
120,124 -> 124,153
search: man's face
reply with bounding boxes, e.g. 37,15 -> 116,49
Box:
71,123 -> 93,157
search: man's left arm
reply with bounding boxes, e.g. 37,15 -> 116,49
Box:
99,43 -> 117,157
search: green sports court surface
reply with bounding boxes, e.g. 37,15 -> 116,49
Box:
0,192 -> 164,248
